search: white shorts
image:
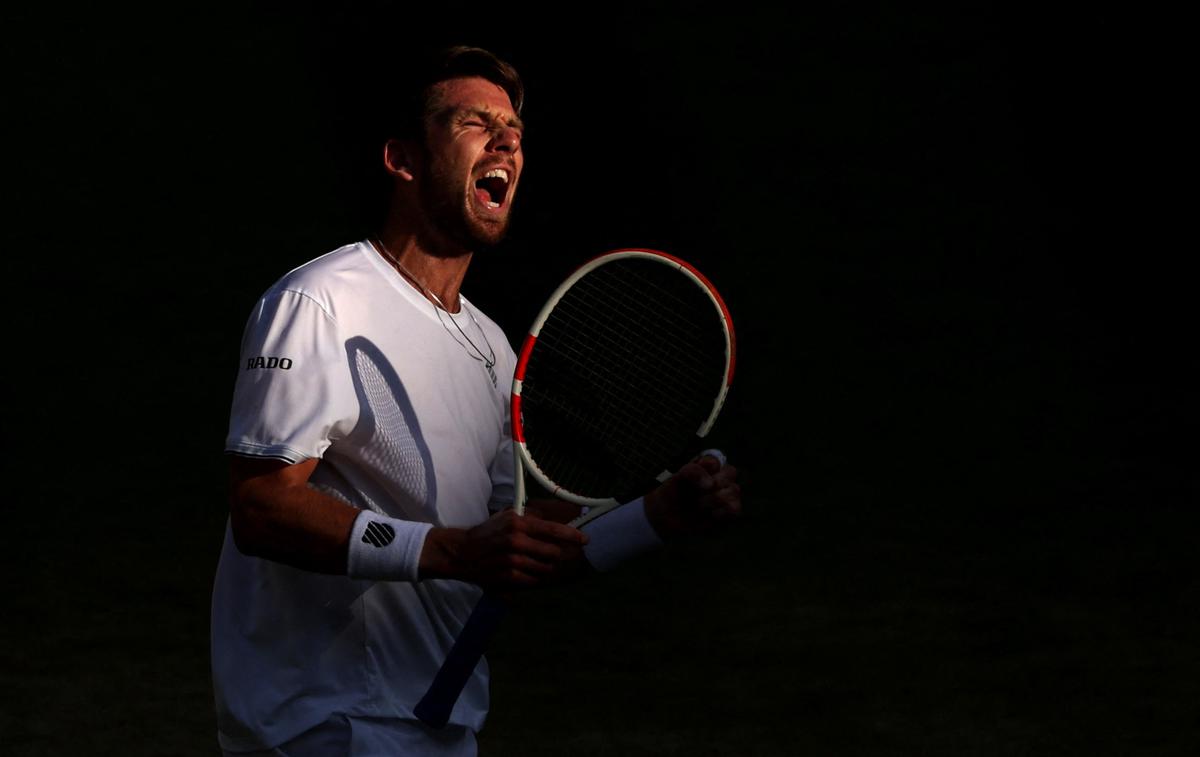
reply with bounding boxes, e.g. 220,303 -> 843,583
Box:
223,715 -> 477,757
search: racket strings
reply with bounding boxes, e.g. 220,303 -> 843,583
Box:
533,267 -> 720,402
559,276 -> 719,378
578,263 -> 719,360
557,265 -> 721,394
527,367 -> 701,482
521,257 -> 726,497
537,310 -> 713,423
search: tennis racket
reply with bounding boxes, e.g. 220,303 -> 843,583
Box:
413,248 -> 736,727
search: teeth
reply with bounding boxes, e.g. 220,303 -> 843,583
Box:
483,168 -> 509,183
486,201 -> 500,209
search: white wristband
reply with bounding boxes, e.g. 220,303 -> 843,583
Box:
346,510 -> 433,582
581,497 -> 663,572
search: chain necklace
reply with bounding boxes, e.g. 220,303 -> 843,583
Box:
372,237 -> 498,387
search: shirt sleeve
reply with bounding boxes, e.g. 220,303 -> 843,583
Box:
225,288 -> 356,463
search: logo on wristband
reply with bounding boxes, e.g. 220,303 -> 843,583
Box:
362,521 -> 396,548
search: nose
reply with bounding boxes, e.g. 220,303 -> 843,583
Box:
489,125 -> 521,154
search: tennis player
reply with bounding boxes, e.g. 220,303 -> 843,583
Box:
211,46 -> 740,756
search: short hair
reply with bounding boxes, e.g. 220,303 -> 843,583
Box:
347,45 -> 523,229
390,45 -> 524,141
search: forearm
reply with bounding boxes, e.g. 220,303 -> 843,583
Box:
229,465 -> 360,574
235,481 -> 470,582
228,457 -> 588,587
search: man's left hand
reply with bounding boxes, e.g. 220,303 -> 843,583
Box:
643,452 -> 741,539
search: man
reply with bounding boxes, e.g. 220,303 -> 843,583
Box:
211,46 -> 740,756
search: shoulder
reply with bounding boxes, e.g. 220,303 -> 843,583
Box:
260,241 -> 375,321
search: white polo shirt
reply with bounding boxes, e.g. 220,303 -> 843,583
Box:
212,240 -> 516,752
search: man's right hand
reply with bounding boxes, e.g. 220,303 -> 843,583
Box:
418,509 -> 588,589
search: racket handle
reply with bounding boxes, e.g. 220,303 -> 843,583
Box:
414,592 -> 508,728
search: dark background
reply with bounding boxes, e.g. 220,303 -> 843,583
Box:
3,3 -> 1194,755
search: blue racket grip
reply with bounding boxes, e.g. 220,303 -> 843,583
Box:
414,592 -> 508,728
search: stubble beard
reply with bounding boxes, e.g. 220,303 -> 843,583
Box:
420,158 -> 511,255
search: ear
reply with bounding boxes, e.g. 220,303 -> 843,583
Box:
383,138 -> 417,182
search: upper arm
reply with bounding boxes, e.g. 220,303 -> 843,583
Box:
226,289 -> 355,464
228,454 -> 319,497
227,455 -> 320,542
222,286 -> 360,571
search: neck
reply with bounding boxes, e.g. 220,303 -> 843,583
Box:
372,226 -> 473,314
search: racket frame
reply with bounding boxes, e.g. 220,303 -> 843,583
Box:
510,249 -> 736,527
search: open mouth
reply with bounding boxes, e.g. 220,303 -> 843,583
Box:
474,168 -> 510,210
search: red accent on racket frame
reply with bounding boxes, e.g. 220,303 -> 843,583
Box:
511,392 -> 525,444
515,332 -> 537,380
650,250 -> 737,386
511,333 -> 537,444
